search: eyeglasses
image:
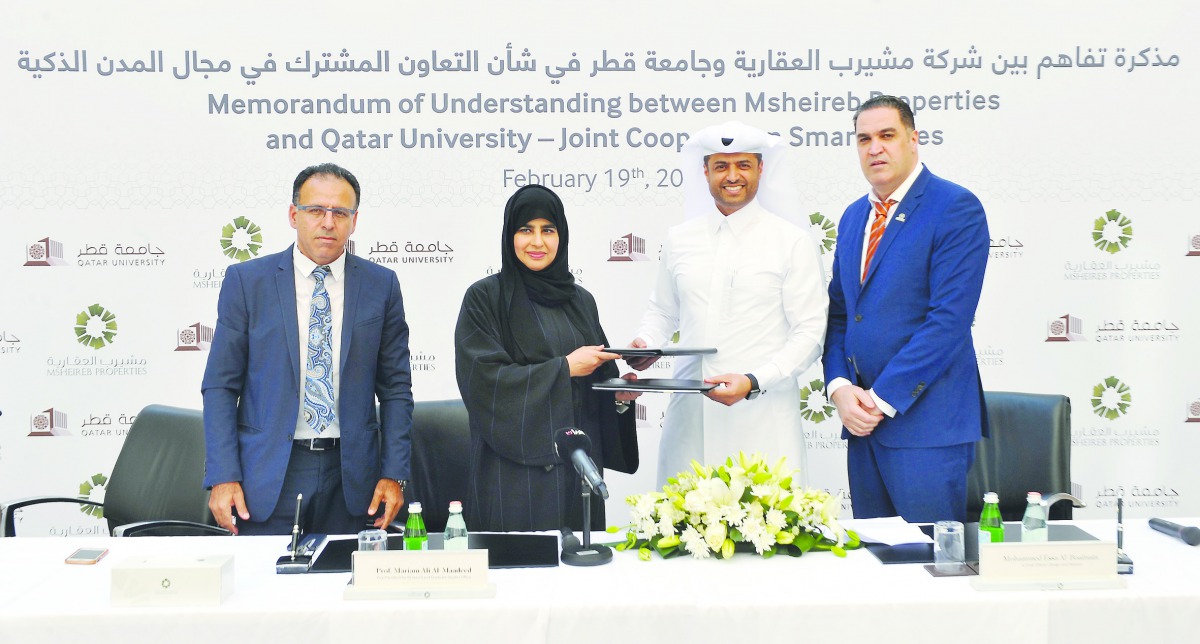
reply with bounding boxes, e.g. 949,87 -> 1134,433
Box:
294,204 -> 357,220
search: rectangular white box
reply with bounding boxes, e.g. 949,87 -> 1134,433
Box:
971,540 -> 1126,591
111,554 -> 234,606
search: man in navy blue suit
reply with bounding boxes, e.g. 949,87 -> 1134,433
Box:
202,163 -> 413,535
823,96 -> 989,524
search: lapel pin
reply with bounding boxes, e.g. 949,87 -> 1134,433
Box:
895,213 -> 907,223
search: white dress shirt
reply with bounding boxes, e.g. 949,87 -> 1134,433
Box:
637,198 -> 828,485
292,246 -> 346,439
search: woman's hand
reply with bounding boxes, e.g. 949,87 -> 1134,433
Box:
567,345 -> 619,377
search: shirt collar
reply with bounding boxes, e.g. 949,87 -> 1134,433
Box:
292,244 -> 347,282
869,162 -> 925,208
705,197 -> 766,234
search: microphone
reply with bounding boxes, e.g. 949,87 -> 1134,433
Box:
560,526 -> 581,551
553,427 -> 609,500
1148,518 -> 1200,546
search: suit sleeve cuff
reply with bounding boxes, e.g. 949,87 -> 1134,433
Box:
868,389 -> 897,418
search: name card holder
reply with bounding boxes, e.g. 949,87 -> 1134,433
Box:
343,549 -> 496,600
969,540 -> 1126,591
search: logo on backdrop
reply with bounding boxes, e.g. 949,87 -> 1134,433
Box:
364,239 -> 455,265
1089,484 -> 1182,510
1187,397 -> 1200,423
608,233 -> 649,261
808,213 -> 837,255
23,237 -> 68,266
1091,376 -> 1132,420
1094,317 -> 1181,343
0,329 -> 21,355
975,346 -> 1005,367
78,411 -> 135,437
29,408 -> 69,436
220,217 -> 264,262
79,473 -> 107,519
1092,209 -> 1133,254
74,304 -> 117,349
1187,233 -> 1200,257
634,402 -> 650,429
410,350 -> 437,373
989,235 -> 1024,259
798,379 -> 835,423
174,323 -> 214,351
1046,314 -> 1086,341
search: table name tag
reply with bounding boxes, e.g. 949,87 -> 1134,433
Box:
972,540 -> 1125,590
351,550 -> 489,591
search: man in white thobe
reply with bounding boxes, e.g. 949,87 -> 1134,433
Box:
629,121 -> 828,486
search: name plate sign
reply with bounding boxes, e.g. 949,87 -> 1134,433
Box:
344,550 -> 495,600
971,540 -> 1126,591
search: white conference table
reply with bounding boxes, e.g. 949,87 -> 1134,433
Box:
1,520 -> 1198,644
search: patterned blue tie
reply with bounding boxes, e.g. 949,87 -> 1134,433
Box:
303,266 -> 336,433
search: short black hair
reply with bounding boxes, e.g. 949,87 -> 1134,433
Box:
292,163 -> 361,208
853,95 -> 915,131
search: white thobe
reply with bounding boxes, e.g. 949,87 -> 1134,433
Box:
637,199 -> 828,486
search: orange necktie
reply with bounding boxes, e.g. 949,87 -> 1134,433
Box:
862,199 -> 894,282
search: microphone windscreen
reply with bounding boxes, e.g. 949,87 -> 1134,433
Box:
553,427 -> 592,462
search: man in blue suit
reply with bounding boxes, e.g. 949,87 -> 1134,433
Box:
202,163 -> 413,535
823,96 -> 989,524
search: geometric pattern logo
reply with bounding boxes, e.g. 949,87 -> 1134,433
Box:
344,239 -> 356,257
174,322 -> 214,351
1187,397 -> 1200,423
1188,233 -> 1200,257
808,212 -> 838,255
1091,376 -> 1132,420
799,379 -> 835,423
29,407 -> 69,436
220,216 -> 263,262
24,237 -> 68,266
608,233 -> 648,261
74,304 -> 118,349
78,472 -> 108,519
1046,314 -> 1085,342
1092,209 -> 1133,254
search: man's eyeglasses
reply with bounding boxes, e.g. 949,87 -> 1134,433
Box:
295,204 -> 357,220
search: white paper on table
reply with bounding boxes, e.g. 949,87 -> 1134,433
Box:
842,516 -> 933,545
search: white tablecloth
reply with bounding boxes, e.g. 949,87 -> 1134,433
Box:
1,520 -> 1198,644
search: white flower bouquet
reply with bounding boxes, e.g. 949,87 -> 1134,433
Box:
616,453 -> 861,560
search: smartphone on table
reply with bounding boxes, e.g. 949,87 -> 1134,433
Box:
64,547 -> 109,564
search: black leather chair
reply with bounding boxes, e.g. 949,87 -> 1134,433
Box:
1,404 -> 229,537
399,399 -> 471,533
966,391 -> 1073,522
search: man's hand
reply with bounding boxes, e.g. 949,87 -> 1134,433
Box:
831,385 -> 885,436
704,373 -> 752,406
368,478 -> 405,529
624,337 -> 660,371
615,372 -> 642,401
209,481 -> 249,535
566,345 -> 620,377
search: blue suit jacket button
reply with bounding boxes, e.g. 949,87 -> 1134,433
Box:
854,314 -> 863,322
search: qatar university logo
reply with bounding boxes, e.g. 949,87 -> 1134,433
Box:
1186,398 -> 1200,423
1092,209 -> 1132,254
24,237 -> 68,266
1187,233 -> 1200,257
1091,376 -> 1132,420
799,379 -> 835,423
808,212 -> 837,255
1046,314 -> 1085,342
608,233 -> 649,261
29,408 -> 69,436
74,304 -> 118,349
175,323 -> 214,351
220,217 -> 263,262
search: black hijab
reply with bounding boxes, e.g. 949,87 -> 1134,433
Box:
497,185 -> 599,363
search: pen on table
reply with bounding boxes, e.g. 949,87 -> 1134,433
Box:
289,494 -> 303,561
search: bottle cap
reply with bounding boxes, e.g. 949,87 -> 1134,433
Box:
1026,492 -> 1043,503
408,502 -> 423,513
983,492 -> 999,503
448,501 -> 463,512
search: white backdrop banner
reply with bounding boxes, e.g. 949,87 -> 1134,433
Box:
3,0 -> 1196,535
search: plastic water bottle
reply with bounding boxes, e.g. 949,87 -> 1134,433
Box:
978,492 -> 1005,544
403,502 -> 428,550
444,500 -> 469,551
1021,492 -> 1048,542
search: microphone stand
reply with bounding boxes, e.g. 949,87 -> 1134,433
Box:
560,477 -> 613,566
276,494 -> 314,574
